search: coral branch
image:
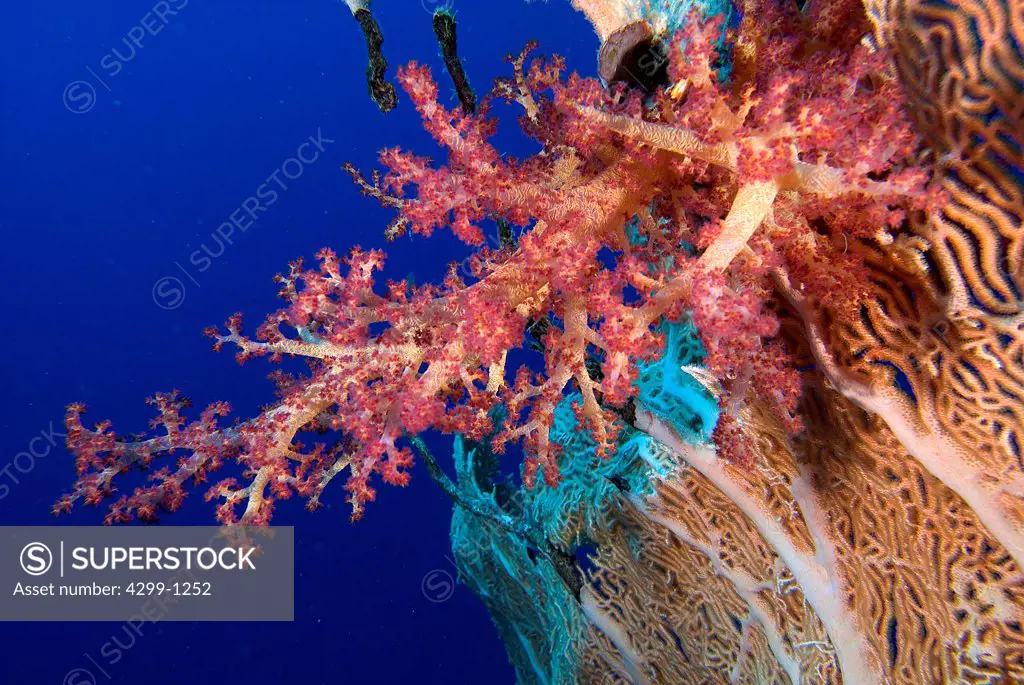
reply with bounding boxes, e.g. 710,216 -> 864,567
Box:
779,270 -> 1024,571
631,494 -> 802,685
432,8 -> 476,115
634,406 -> 887,685
580,586 -> 651,684
698,181 -> 778,272
345,3 -> 397,113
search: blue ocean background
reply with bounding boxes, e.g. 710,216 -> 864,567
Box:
0,1 -> 597,682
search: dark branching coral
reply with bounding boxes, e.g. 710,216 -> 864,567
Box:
351,5 -> 397,113
432,8 -> 477,115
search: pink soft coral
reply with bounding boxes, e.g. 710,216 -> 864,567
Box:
59,6 -> 932,523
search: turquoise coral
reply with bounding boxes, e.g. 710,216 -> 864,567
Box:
449,319 -> 717,681
633,320 -> 718,442
449,432 -> 586,685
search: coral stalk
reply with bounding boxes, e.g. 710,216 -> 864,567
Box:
631,494 -> 802,685
781,271 -> 1024,571
634,407 -> 887,685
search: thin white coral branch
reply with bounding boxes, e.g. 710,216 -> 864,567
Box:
775,268 -> 1024,573
634,406 -> 889,685
580,586 -> 652,685
630,494 -> 802,685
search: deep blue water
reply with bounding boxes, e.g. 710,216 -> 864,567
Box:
0,2 -> 596,682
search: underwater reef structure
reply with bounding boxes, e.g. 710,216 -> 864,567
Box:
59,0 -> 1023,682
340,0 -> 397,113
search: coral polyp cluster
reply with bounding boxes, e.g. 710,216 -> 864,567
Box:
59,0 -> 1024,682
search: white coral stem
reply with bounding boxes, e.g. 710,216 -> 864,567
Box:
812,324 -> 1024,572
630,495 -> 802,685
635,407 -> 889,685
580,586 -> 651,685
777,270 -> 1024,573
